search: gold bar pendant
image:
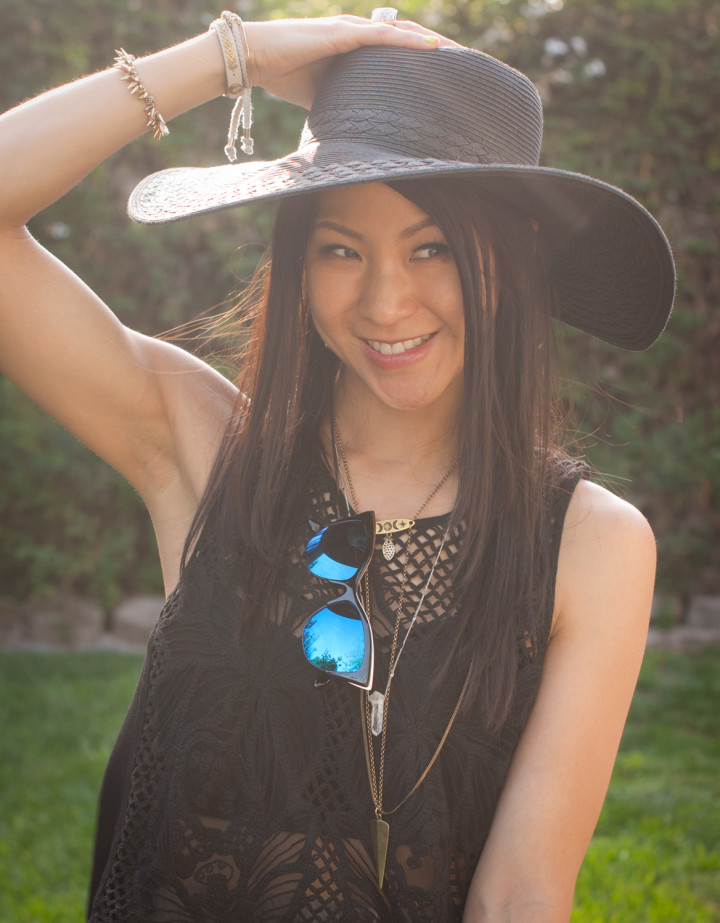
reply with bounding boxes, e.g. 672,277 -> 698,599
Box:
375,518 -> 415,535
370,818 -> 390,888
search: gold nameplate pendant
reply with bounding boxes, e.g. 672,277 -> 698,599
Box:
370,817 -> 390,888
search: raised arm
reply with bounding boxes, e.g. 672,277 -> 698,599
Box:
0,16 -> 451,585
0,31 -> 234,497
462,480 -> 656,922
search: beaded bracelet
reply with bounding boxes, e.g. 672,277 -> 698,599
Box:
209,11 -> 254,159
113,49 -> 169,141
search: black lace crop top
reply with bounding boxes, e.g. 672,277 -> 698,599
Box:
88,464 -> 584,922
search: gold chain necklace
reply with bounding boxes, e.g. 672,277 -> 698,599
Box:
331,412 -> 460,888
332,416 -> 457,738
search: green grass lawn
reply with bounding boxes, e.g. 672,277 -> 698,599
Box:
0,652 -> 144,923
0,648 -> 718,922
573,648 -> 720,922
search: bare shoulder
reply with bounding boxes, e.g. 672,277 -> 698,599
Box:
561,479 -> 655,557
553,479 -> 657,639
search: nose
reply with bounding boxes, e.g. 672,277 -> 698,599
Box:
358,259 -> 417,328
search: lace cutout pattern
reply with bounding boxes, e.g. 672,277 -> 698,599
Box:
89,465 -> 582,922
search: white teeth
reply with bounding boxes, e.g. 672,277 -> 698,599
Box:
367,334 -> 431,355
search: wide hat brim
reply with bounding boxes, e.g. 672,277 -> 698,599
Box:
128,47 -> 675,351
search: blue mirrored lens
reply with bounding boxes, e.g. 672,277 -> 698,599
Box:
302,601 -> 367,676
306,548 -> 358,582
306,518 -> 370,582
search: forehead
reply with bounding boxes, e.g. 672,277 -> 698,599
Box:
311,182 -> 433,228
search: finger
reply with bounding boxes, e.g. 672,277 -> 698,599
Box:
343,21 -> 454,51
392,20 -> 464,48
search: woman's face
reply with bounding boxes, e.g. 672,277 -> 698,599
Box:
304,182 -> 465,417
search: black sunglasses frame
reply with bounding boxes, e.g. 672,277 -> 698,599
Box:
302,510 -> 376,691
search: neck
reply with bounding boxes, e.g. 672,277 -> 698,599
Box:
328,377 -> 462,520
332,373 -> 461,465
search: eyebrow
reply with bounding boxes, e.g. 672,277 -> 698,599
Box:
313,217 -> 440,240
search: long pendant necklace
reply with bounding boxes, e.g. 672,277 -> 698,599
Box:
331,412 -> 460,889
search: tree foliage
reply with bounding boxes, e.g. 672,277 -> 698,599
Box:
0,0 -> 717,607
470,0 -> 720,601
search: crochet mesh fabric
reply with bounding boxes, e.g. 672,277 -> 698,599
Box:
88,464 -> 583,922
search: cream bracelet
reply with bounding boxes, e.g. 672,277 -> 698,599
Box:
209,11 -> 254,159
210,14 -> 244,97
113,49 -> 169,141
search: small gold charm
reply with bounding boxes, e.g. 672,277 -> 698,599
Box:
370,817 -> 390,888
382,536 -> 395,560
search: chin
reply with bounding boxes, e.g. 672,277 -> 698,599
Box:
374,387 -> 449,414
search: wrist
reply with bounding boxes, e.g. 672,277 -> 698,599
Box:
127,32 -> 228,123
208,13 -> 254,159
239,22 -> 263,88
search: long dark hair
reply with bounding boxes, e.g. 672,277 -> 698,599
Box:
184,176 -> 568,731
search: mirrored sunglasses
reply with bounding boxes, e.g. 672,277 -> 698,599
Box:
302,510 -> 375,690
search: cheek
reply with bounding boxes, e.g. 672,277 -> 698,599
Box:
304,268 -> 324,331
307,296 -> 339,353
305,265 -> 327,317
309,306 -> 329,343
430,276 -> 465,333
305,268 -> 348,338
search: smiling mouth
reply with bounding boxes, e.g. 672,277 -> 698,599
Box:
366,334 -> 433,356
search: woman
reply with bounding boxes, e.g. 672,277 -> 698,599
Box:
0,10 -> 674,922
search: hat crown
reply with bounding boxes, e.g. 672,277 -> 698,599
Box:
301,46 -> 544,167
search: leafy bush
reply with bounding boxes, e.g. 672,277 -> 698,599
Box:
0,0 -> 717,605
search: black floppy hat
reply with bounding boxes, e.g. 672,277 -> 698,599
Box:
129,45 -> 675,350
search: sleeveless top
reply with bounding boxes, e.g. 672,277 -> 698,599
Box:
88,462 -> 585,922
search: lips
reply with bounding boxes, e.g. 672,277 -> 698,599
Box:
365,333 -> 433,356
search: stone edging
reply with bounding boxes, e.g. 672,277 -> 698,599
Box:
0,595 -> 164,654
1,594 -> 720,654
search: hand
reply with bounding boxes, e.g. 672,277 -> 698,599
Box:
243,15 -> 461,109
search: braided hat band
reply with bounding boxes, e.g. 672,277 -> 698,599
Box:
129,46 -> 674,350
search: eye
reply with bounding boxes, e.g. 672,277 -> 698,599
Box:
318,243 -> 360,259
412,242 -> 452,260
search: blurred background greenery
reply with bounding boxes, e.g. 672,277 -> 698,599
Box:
0,0 -> 718,610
